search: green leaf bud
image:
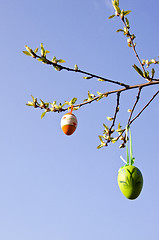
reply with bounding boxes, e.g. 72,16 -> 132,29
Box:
74,64 -> 78,71
107,117 -> 114,121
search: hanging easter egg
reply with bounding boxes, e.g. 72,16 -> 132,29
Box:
118,165 -> 143,200
61,113 -> 77,135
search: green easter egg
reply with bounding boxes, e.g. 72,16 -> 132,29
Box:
118,165 -> 143,200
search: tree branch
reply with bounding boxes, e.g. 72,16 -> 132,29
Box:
121,18 -> 145,73
34,53 -> 130,88
71,81 -> 159,110
25,1 -> 159,150
29,80 -> 159,113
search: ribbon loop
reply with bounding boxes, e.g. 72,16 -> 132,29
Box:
125,126 -> 135,166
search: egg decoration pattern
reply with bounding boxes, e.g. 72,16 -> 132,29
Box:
118,165 -> 143,200
118,127 -> 143,200
61,112 -> 77,135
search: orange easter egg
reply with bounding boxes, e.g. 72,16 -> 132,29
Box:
61,113 -> 77,135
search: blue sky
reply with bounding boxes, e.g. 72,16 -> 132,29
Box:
1,0 -> 159,239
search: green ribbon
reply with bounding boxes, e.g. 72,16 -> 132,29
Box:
126,125 -> 129,165
126,126 -> 135,166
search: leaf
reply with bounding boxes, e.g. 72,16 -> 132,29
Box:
119,144 -> 125,148
34,48 -> 38,53
112,0 -> 115,7
116,123 -> 122,133
45,50 -> 50,54
111,138 -> 118,143
88,91 -> 95,99
54,66 -> 62,71
150,59 -> 156,64
64,101 -> 70,105
25,45 -> 32,52
114,6 -> 121,14
116,29 -> 124,33
99,136 -> 103,142
74,64 -> 78,71
23,51 -> 31,56
107,117 -> 113,121
133,64 -> 144,77
70,97 -> 77,105
108,14 -> 115,19
40,99 -> 45,104
41,112 -> 46,119
40,43 -> 45,56
103,123 -> 108,130
124,10 -> 131,16
125,18 -> 130,28
45,103 -> 50,108
97,94 -> 104,101
62,103 -> 67,107
131,157 -> 135,165
116,0 -> 119,6
97,144 -> 103,149
151,68 -> 155,78
57,59 -> 66,63
116,129 -> 123,134
52,56 -> 57,63
39,99 -> 46,108
83,76 -> 93,79
31,95 -> 34,101
142,59 -> 146,65
58,103 -> 62,109
73,106 -> 80,110
26,102 -> 33,106
143,70 -> 149,79
98,78 -> 105,82
124,27 -> 129,35
97,91 -> 104,101
131,34 -> 136,41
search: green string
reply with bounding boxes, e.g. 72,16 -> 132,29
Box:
125,126 -> 135,166
129,127 -> 133,164
126,125 -> 129,165
129,127 -> 135,165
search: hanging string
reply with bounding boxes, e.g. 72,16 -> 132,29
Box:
129,127 -> 135,165
126,125 -> 129,165
70,105 -> 74,114
120,126 -> 135,166
68,105 -> 74,113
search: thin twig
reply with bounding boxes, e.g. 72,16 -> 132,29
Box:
122,18 -> 145,73
129,90 -> 159,126
110,92 -> 120,132
106,92 -> 120,144
127,87 -> 142,125
35,54 -> 129,88
116,90 -> 159,142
